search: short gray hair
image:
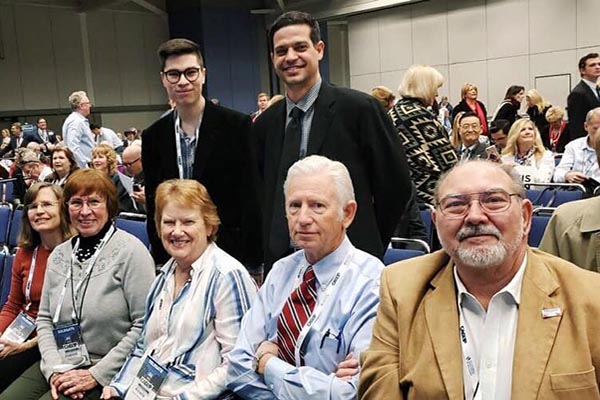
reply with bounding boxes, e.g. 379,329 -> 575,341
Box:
586,107 -> 600,124
68,91 -> 88,110
284,155 -> 355,211
433,160 -> 525,204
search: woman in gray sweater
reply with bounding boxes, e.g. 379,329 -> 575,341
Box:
1,169 -> 155,399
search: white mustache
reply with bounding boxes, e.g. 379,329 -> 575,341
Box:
457,224 -> 501,241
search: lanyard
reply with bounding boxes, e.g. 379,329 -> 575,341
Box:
174,113 -> 201,179
52,226 -> 116,325
458,298 -> 480,400
292,249 -> 354,366
24,246 -> 40,311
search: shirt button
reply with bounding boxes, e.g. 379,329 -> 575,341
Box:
486,361 -> 493,369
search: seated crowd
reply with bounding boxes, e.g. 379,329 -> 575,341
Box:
1,10 -> 600,400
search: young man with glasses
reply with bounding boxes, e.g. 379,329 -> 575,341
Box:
360,159 -> 600,399
142,38 -> 263,276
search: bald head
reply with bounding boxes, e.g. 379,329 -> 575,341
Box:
122,145 -> 143,176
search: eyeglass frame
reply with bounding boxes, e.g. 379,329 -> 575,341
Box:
122,157 -> 140,168
161,67 -> 203,84
26,201 -> 59,212
436,189 -> 522,219
67,197 -> 106,211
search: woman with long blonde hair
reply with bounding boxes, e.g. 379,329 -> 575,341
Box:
501,119 -> 554,183
526,89 -> 552,135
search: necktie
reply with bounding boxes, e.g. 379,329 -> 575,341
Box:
596,86 -> 600,101
277,265 -> 317,365
461,147 -> 471,161
268,107 -> 305,257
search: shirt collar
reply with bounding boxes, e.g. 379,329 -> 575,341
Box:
582,78 -> 599,94
304,235 -> 351,288
286,76 -> 322,115
454,253 -> 528,308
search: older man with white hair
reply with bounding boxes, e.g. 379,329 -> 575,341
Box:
227,155 -> 384,399
62,90 -> 95,168
360,160 -> 600,399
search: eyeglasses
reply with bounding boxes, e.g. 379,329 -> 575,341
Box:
460,123 -> 480,131
67,197 -> 105,210
437,189 -> 521,219
122,157 -> 140,168
27,201 -> 58,212
162,67 -> 202,84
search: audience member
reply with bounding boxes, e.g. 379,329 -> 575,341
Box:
553,107 -> 600,185
567,53 -> 600,140
62,91 -> 95,168
27,118 -> 58,156
489,119 -> 510,154
456,112 -> 488,160
91,144 -> 137,214
227,155 -> 383,399
254,11 -> 412,274
0,183 -> 72,391
104,179 -> 256,399
359,159 -> 600,399
12,150 -> 53,203
492,85 -> 525,129
122,128 -> 138,149
90,123 -> 123,152
143,38 -> 263,276
525,89 -> 551,135
0,129 -> 10,151
544,106 -> 570,153
540,132 -> 600,271
371,86 -> 395,111
439,95 -> 453,115
44,147 -> 79,187
389,65 -> 458,204
251,92 -> 270,122
121,145 -> 145,213
0,123 -> 26,158
501,119 -> 554,183
452,83 -> 488,136
1,169 -> 155,399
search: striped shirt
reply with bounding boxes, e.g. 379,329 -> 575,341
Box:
110,243 -> 257,400
285,76 -> 322,158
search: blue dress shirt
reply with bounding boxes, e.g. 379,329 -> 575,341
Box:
226,236 -> 384,399
62,111 -> 95,168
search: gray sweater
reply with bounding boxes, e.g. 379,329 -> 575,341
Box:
36,228 -> 155,385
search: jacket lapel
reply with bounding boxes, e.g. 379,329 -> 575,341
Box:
511,249 -> 562,398
307,83 -> 335,155
193,101 -> 218,179
424,261 -> 465,399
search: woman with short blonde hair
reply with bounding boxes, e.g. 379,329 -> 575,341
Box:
526,88 -> 552,137
452,83 -> 488,136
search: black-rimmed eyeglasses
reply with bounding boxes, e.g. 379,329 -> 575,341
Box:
437,189 -> 522,219
122,157 -> 140,168
162,67 -> 202,84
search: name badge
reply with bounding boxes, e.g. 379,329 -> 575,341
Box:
52,323 -> 91,367
125,355 -> 168,400
1,312 -> 36,344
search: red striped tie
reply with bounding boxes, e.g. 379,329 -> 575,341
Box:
277,265 -> 317,366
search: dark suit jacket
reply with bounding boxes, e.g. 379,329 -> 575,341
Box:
567,80 -> 600,140
0,137 -> 26,158
254,82 -> 413,270
142,101 -> 262,268
26,129 -> 57,145
456,142 -> 489,160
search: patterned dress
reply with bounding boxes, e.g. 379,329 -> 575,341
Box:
390,97 -> 458,204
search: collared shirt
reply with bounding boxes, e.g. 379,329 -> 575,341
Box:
110,243 -> 257,400
582,78 -> 600,100
62,111 -> 95,168
553,136 -> 600,182
227,236 -> 383,400
175,113 -> 199,179
457,143 -> 479,160
96,127 -> 124,149
285,76 -> 322,158
454,255 -> 527,400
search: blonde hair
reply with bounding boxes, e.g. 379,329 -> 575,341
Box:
526,89 -> 550,113
450,111 -> 466,147
502,119 -> 545,162
267,94 -> 285,108
460,83 -> 478,100
398,65 -> 444,105
371,86 -> 395,109
545,106 -> 565,124
91,144 -> 117,175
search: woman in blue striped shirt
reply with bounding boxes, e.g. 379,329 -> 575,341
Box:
103,179 -> 257,399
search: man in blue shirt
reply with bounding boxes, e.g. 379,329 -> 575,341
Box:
227,155 -> 384,399
62,90 -> 95,168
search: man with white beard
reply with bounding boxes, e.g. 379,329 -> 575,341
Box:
359,160 -> 600,399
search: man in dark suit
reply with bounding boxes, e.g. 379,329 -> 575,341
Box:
255,11 -> 412,272
567,53 -> 600,140
0,122 -> 27,158
455,112 -> 489,160
142,38 -> 262,273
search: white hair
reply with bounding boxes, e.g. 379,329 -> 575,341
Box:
68,90 -> 88,110
284,155 -> 355,215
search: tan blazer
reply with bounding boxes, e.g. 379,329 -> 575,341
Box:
359,248 -> 600,399
539,196 -> 600,272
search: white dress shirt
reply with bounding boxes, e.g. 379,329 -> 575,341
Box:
553,136 -> 600,182
454,255 -> 527,400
